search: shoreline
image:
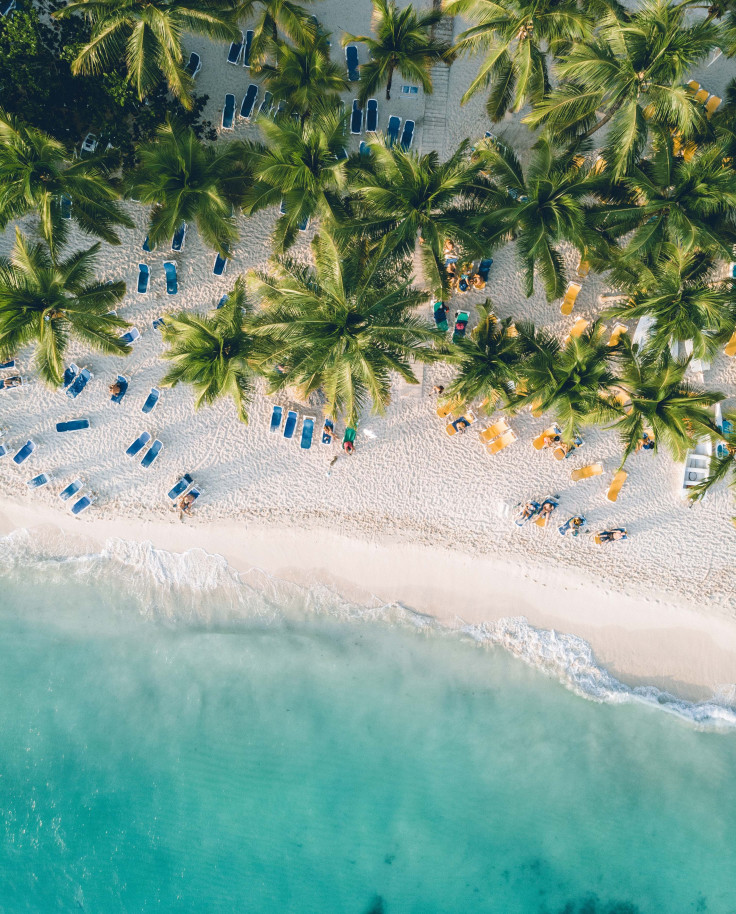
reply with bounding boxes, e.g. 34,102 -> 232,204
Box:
2,499 -> 736,704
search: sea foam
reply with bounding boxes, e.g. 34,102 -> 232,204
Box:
1,527 -> 734,729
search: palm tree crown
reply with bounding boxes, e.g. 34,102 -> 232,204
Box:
346,138 -> 492,294
236,0 -> 319,66
447,0 -> 592,121
0,231 -> 129,386
55,0 -> 240,109
524,1 -> 720,177
126,120 -> 247,257
160,277 -> 262,422
258,36 -> 350,123
0,111 -> 132,256
243,109 -> 349,252
343,0 -> 453,105
249,232 -> 439,423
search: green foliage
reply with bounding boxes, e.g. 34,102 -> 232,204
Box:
236,0 -> 320,67
249,232 -> 438,423
160,277 -> 262,422
342,0 -> 452,105
0,230 -> 129,386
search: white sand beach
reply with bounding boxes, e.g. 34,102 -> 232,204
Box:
2,0 -> 736,702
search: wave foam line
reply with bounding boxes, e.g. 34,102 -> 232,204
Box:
1,528 -> 735,729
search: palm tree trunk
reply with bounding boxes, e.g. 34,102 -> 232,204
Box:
386,65 -> 394,100
579,99 -> 624,141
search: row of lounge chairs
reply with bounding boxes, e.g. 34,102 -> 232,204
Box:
269,406 -> 317,449
138,260 -> 178,294
222,85 -> 259,128
227,30 -> 254,67
351,99 -> 378,134
125,431 -> 164,468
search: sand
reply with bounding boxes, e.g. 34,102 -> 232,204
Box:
1,1 -> 735,703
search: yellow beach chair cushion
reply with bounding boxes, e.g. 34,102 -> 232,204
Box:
594,534 -> 603,545
725,330 -> 736,358
560,282 -> 582,316
480,418 -> 509,443
686,80 -> 700,95
577,260 -> 591,279
606,469 -> 628,502
436,399 -> 462,420
705,95 -> 722,118
532,425 -> 558,450
570,463 -> 603,482
608,323 -> 627,347
694,88 -> 709,105
565,319 -> 589,344
487,429 -> 517,454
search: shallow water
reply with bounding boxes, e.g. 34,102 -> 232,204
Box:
1,536 -> 735,913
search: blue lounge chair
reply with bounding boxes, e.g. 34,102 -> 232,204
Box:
345,44 -> 360,81
62,363 -> 78,389
298,213 -> 310,231
387,116 -> 401,147
300,416 -> 315,450
12,439 -> 35,465
71,495 -> 93,515
141,439 -> 163,469
227,32 -> 243,64
27,473 -> 51,488
1,0 -> 16,16
142,388 -> 160,414
258,91 -> 274,117
152,317 -> 166,331
453,311 -> 469,342
433,301 -> 449,332
270,404 -> 283,432
283,410 -> 298,439
142,235 -> 153,252
0,444 -> 6,458
184,52 -> 201,78
401,119 -> 415,150
213,250 -> 228,276
359,141 -> 371,159
217,294 -> 228,309
222,94 -> 236,129
66,368 -> 92,399
336,147 -> 348,161
240,84 -> 258,119
111,375 -> 128,404
126,432 -> 151,458
477,258 -> 493,282
60,194 -> 72,220
59,479 -> 83,501
243,29 -> 253,67
168,474 -> 193,501
164,261 -> 178,295
322,419 -> 334,444
366,98 -> 378,132
351,100 -> 363,135
120,328 -> 141,345
171,223 -> 187,252
56,419 -> 90,432
0,375 -> 22,391
515,501 -> 541,526
138,263 -> 150,294
0,359 -> 14,369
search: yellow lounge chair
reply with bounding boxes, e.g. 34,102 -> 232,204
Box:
436,399 -> 462,420
607,469 -> 627,502
682,141 -> 697,162
693,88 -> 709,105
553,445 -> 568,461
594,534 -> 603,545
531,398 -> 544,418
571,463 -> 603,482
725,330 -> 736,358
532,425 -> 559,450
487,429 -> 517,454
564,318 -> 589,344
705,95 -> 722,119
577,260 -> 591,280
480,418 -> 509,443
608,323 -> 627,346
592,156 -> 606,175
686,80 -> 700,95
446,410 -> 476,437
560,281 -> 582,316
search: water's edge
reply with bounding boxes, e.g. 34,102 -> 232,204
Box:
1,527 -> 735,730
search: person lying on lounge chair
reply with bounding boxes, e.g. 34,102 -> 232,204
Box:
178,493 -> 196,516
636,433 -> 655,452
517,501 -> 539,523
443,239 -> 455,257
598,528 -> 627,542
322,422 -> 336,442
343,439 -> 355,454
433,385 -> 445,396
559,516 -> 586,537
538,500 -> 557,521
109,381 -> 123,397
3,376 -> 21,388
472,273 -> 486,290
543,433 -> 561,449
454,418 -> 470,434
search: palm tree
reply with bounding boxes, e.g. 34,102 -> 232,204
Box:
0,111 -> 133,256
242,109 -> 349,252
610,337 -> 722,465
604,244 -> 736,361
524,2 -> 720,177
443,303 -> 523,410
474,135 -> 607,299
160,277 -> 261,422
236,0 -> 319,66
126,120 -> 247,257
593,132 -> 736,261
54,0 -> 240,109
343,0 -> 453,105
446,0 -> 592,121
510,319 -> 619,441
258,36 -> 349,123
686,423 -> 736,502
344,138 -> 493,294
249,232 -> 439,423
0,230 -> 129,386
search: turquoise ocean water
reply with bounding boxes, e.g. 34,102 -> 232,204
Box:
1,531 -> 735,914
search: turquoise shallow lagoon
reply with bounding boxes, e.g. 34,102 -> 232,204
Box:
1,536 -> 735,913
